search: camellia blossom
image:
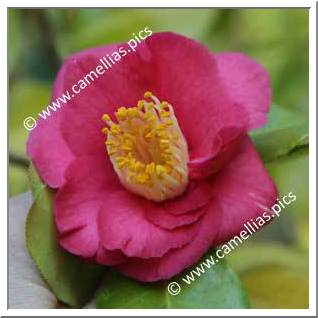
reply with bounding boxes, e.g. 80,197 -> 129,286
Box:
27,32 -> 277,282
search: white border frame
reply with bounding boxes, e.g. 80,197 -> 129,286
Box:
1,0 -> 316,316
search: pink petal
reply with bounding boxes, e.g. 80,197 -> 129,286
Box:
216,53 -> 272,129
54,155 -> 123,262
160,180 -> 213,216
144,179 -> 215,230
145,205 -> 205,230
26,62 -> 75,188
116,201 -> 223,282
58,210 -> 99,259
209,136 -> 278,244
98,190 -> 199,258
188,126 -> 244,180
95,246 -> 127,266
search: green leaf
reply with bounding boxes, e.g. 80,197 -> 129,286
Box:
250,105 -> 308,162
25,185 -> 105,308
96,253 -> 250,309
28,164 -> 46,199
266,147 -> 309,217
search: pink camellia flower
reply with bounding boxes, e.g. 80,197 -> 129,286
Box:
27,32 -> 277,282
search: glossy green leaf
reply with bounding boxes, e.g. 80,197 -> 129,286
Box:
250,105 -> 308,162
96,253 -> 250,309
25,185 -> 105,308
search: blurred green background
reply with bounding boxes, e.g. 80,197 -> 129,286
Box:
9,9 -> 309,309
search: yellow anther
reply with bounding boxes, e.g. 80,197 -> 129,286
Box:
101,127 -> 109,134
146,162 -> 156,174
155,165 -> 166,177
110,124 -> 121,134
164,164 -> 173,174
118,162 -> 126,168
144,91 -> 153,98
143,113 -> 156,121
137,100 -> 145,110
105,140 -> 114,146
116,157 -> 127,168
121,146 -> 132,151
128,158 -> 136,168
123,138 -> 133,145
160,110 -> 170,118
146,102 -> 154,111
107,149 -> 117,156
127,107 -> 139,119
166,160 -> 175,166
163,120 -> 174,127
123,133 -> 134,141
135,161 -> 145,172
102,114 -> 111,122
135,173 -> 150,185
161,101 -> 169,110
157,131 -> 168,139
145,130 -> 155,139
157,124 -> 165,130
115,107 -> 127,120
142,126 -> 151,135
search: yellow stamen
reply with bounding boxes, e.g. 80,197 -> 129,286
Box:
102,114 -> 111,122
101,127 -> 109,134
144,91 -> 153,98
101,92 -> 189,202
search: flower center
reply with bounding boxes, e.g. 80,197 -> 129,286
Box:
101,91 -> 189,202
